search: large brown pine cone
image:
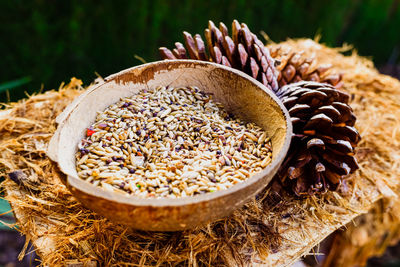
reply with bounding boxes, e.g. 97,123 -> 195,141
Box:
275,81 -> 360,195
159,20 -> 279,91
270,45 -> 344,88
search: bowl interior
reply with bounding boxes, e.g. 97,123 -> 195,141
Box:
49,60 -> 291,206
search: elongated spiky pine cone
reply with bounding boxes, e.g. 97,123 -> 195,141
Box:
159,20 -> 279,91
275,81 -> 360,195
269,46 -> 344,89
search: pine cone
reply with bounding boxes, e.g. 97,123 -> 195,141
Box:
159,20 -> 279,91
275,81 -> 360,195
270,46 -> 344,88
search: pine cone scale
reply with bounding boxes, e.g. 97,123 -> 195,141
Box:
237,44 -> 248,69
183,32 -> 198,60
194,34 -> 207,60
159,47 -> 175,59
250,57 -> 259,79
223,36 -> 236,64
219,22 -> 228,37
315,106 -> 341,121
175,42 -> 187,58
213,47 -> 222,64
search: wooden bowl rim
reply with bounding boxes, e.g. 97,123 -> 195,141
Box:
52,60 -> 292,207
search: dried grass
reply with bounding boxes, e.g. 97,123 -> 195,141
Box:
0,39 -> 399,266
322,197 -> 400,267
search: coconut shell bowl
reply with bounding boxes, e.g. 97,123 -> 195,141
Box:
47,60 -> 292,231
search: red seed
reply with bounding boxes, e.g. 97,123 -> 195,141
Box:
86,128 -> 95,136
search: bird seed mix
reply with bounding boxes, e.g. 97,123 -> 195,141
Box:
75,86 -> 272,198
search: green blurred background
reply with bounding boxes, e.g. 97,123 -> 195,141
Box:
1,0 -> 400,103
1,0 -> 400,266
